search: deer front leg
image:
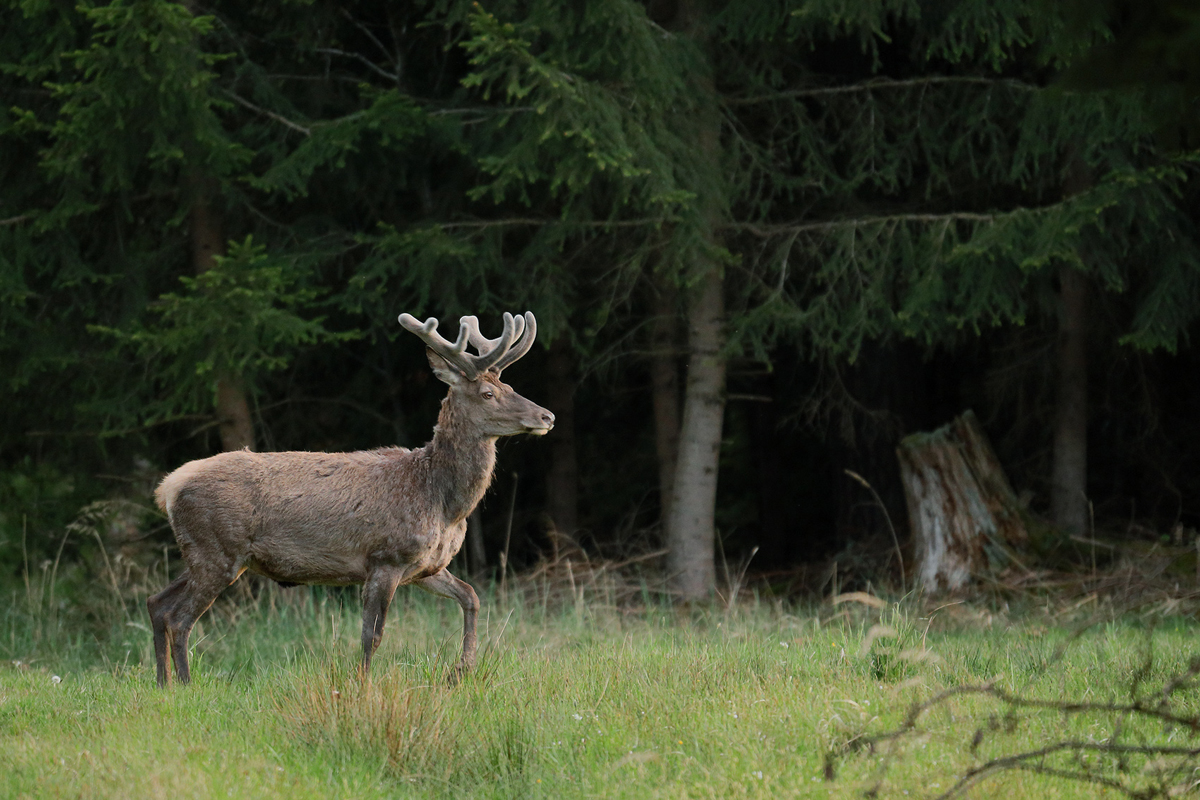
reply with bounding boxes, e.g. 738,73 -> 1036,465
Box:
416,568 -> 479,683
360,567 -> 404,677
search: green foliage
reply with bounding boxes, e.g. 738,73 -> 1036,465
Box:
35,0 -> 248,212
252,86 -> 433,200
715,5 -> 1198,360
461,0 -> 710,219
0,459 -> 81,576
95,236 -> 356,427
1060,0 -> 1200,145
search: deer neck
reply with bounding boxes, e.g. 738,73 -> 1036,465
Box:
427,397 -> 498,524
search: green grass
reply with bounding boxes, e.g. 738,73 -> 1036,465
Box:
3,584 -> 1200,799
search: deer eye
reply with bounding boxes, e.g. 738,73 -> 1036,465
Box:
481,389 -> 494,400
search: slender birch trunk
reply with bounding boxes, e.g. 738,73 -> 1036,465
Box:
666,268 -> 726,600
661,0 -> 728,602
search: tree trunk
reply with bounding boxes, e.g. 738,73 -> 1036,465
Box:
214,374 -> 254,453
658,0 -> 726,602
1051,157 -> 1092,535
649,280 -> 681,524
898,410 -> 1027,593
666,268 -> 726,601
1051,264 -> 1089,534
189,180 -> 255,452
544,337 -> 579,552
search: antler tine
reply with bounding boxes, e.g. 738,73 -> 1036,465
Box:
471,312 -> 519,373
460,316 -> 487,353
491,312 -> 537,373
398,313 -> 478,379
460,314 -> 525,357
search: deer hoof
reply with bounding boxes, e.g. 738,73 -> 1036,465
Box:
447,663 -> 472,687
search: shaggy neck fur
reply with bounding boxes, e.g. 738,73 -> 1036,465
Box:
426,389 -> 498,524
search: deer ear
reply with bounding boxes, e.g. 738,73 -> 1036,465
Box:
427,348 -> 468,385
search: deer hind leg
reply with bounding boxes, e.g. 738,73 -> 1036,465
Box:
416,569 -> 480,683
163,567 -> 232,685
360,568 -> 404,677
148,572 -> 190,688
148,554 -> 232,686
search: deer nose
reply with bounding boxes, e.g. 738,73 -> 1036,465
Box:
541,411 -> 555,427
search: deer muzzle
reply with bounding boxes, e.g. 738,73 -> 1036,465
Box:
525,409 -> 555,435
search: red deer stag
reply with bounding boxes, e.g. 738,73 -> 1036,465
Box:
148,311 -> 553,686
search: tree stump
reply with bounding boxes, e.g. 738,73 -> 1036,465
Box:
897,410 -> 1027,593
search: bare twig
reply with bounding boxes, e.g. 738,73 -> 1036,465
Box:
426,106 -> 533,117
727,75 -> 1041,106
337,7 -> 395,70
437,217 -> 668,230
432,210 -> 1003,235
853,651 -> 1200,799
25,413 -> 214,439
220,90 -> 312,136
314,47 -> 399,83
734,211 -> 1002,238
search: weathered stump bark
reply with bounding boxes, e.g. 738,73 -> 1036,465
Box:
898,410 -> 1027,593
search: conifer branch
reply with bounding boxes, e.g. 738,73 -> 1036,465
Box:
426,106 -> 534,117
423,209 -> 1027,236
437,217 -> 666,230
0,214 -> 33,227
728,76 -> 1041,105
426,106 -> 534,127
734,211 -> 1004,237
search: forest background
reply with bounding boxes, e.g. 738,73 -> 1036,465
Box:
3,0 -> 1200,605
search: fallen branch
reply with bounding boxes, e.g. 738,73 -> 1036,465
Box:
851,642 -> 1200,799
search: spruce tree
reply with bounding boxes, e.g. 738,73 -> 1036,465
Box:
453,0 -> 1200,592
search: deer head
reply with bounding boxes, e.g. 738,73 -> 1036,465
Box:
398,311 -> 555,438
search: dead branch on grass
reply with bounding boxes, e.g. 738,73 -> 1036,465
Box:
849,642 -> 1200,799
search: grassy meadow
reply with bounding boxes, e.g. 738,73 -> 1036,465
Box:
3,570 -> 1200,799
